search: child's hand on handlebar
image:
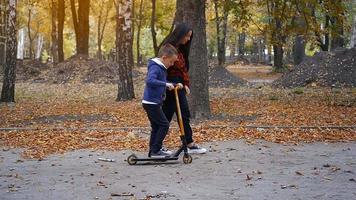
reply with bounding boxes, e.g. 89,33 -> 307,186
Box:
166,83 -> 175,90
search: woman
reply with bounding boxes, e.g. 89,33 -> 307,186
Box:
161,23 -> 207,154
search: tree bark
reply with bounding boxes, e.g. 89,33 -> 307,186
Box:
269,1 -> 285,71
51,0 -> 58,64
257,38 -> 264,63
330,0 -> 344,50
57,0 -> 65,62
27,5 -> 33,59
97,1 -> 103,60
136,0 -> 144,65
293,15 -> 306,65
1,0 -> 17,102
175,0 -> 210,118
151,0 -> 158,56
97,1 -> 110,60
238,32 -> 246,57
116,0 -> 135,101
293,35 -> 305,65
229,34 -> 237,58
213,0 -> 228,66
351,16 -> 356,48
0,1 -> 5,65
70,0 -> 90,56
272,16 -> 284,71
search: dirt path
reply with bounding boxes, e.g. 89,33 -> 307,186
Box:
227,64 -> 282,83
1,140 -> 355,200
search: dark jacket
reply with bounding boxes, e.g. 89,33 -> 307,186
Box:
142,59 -> 167,105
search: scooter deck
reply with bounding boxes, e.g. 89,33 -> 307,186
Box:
133,156 -> 179,162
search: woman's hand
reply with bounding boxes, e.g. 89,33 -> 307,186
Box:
184,85 -> 190,95
176,83 -> 184,89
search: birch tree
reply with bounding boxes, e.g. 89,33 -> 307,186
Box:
1,0 -> 17,102
116,0 -> 134,101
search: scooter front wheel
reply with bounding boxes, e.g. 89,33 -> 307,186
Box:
127,154 -> 138,165
183,154 -> 192,164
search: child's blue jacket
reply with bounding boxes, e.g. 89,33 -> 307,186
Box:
142,58 -> 167,105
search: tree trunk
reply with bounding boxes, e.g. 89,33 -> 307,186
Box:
97,1 -> 110,61
58,0 -> 65,62
0,1 -> 5,65
175,0 -> 210,118
97,1 -> 103,60
27,6 -> 33,59
151,0 -> 158,56
213,0 -> 228,66
70,0 -> 79,38
238,32 -> 246,57
267,44 -> 272,64
293,35 -> 305,65
136,0 -> 144,65
78,0 -> 90,55
330,17 -> 344,50
51,0 -> 58,64
322,14 -> 330,51
229,34 -> 237,58
271,11 -> 284,71
35,35 -> 43,60
70,0 -> 90,56
330,0 -> 344,50
116,0 -> 134,101
1,0 -> 17,103
293,15 -> 306,65
252,38 -> 258,62
273,44 -> 283,71
220,7 -> 228,64
351,16 -> 356,48
257,38 -> 264,63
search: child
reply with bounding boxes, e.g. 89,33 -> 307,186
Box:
142,44 -> 182,157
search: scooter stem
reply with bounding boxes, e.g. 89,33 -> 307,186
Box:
174,87 -> 185,137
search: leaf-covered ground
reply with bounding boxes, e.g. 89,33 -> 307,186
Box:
0,83 -> 355,159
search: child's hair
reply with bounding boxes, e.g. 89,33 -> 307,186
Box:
158,44 -> 178,57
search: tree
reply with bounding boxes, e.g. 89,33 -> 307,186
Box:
352,15 -> 356,48
293,13 -> 306,65
1,0 -> 17,102
175,0 -> 210,118
70,0 -> 90,56
51,0 -> 58,63
329,0 -> 345,50
136,0 -> 144,65
267,0 -> 286,71
115,0 -> 134,101
27,0 -> 37,60
57,0 -> 65,61
96,0 -> 111,60
150,0 -> 158,56
238,31 -> 246,57
213,0 -> 229,66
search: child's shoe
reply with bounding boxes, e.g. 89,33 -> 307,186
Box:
150,149 -> 172,158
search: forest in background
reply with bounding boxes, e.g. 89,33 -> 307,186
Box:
1,0 -> 355,67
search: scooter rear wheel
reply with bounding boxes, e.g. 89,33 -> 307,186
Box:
127,154 -> 138,165
183,154 -> 192,164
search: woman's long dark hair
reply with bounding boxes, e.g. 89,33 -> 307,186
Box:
160,23 -> 193,71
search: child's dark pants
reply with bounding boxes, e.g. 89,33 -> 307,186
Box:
142,103 -> 170,153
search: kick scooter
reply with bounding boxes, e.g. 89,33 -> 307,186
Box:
127,86 -> 193,165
